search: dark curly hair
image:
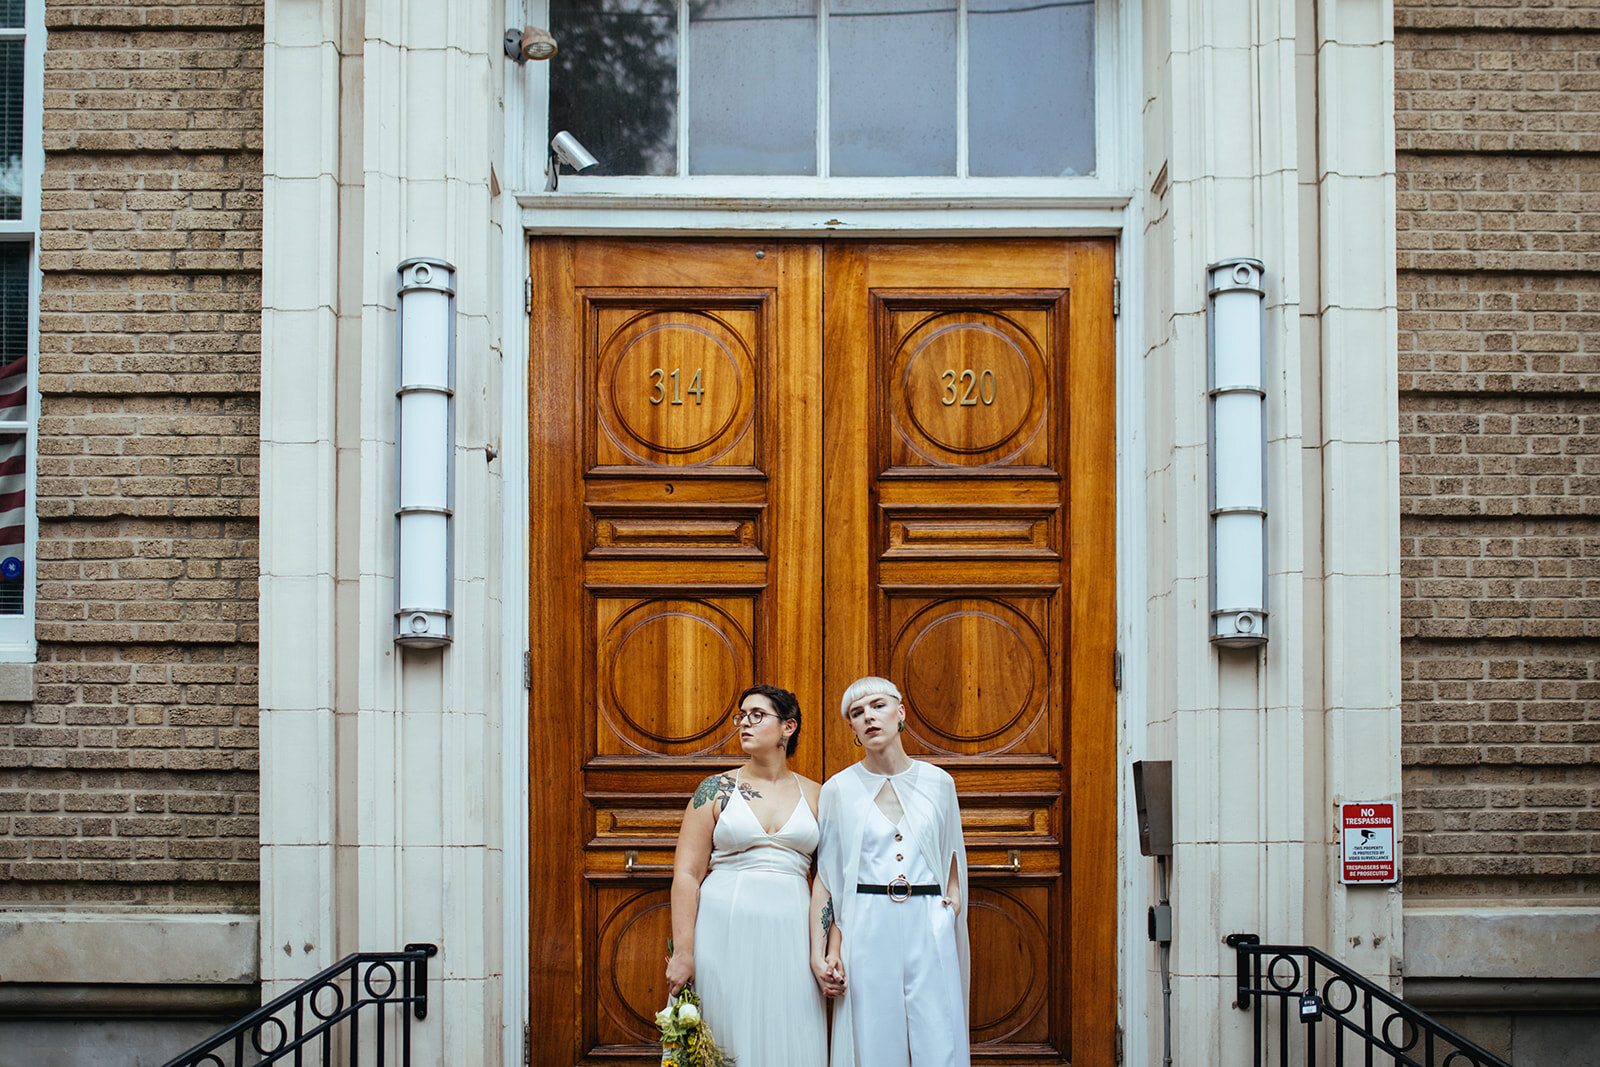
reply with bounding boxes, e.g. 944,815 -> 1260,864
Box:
738,683 -> 802,757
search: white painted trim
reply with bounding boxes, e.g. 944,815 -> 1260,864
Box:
498,194 -> 532,1067
0,0 -> 44,658
518,197 -> 1128,237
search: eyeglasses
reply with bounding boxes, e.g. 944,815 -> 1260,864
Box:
730,709 -> 773,727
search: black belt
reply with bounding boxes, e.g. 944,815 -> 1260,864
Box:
857,878 -> 940,901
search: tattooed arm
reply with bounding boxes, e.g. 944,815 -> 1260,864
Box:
667,774 -> 727,995
809,873 -> 846,998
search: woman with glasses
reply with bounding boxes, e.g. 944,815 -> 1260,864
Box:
812,676 -> 969,1067
665,682 -> 827,1067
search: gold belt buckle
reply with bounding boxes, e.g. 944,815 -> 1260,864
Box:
887,876 -> 911,902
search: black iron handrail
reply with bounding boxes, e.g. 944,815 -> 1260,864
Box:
1226,935 -> 1512,1067
161,943 -> 439,1067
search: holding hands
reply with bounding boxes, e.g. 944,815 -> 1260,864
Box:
811,951 -> 846,999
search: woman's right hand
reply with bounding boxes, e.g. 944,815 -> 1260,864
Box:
811,952 -> 847,999
665,952 -> 694,996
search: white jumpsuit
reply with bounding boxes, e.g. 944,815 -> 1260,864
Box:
846,800 -> 969,1067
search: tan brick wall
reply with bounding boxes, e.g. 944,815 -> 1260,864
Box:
0,0 -> 262,907
1398,1 -> 1600,899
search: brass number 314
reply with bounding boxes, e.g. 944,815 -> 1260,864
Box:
649,367 -> 706,406
940,368 -> 997,406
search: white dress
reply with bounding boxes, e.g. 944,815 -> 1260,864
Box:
693,773 -> 828,1067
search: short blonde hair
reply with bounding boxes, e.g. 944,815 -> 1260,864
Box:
838,675 -> 902,718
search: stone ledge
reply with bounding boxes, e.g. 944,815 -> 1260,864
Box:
0,981 -> 257,1017
0,913 -> 258,985
1404,906 -> 1600,981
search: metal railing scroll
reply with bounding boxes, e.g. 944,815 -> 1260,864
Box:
1226,935 -> 1513,1067
161,943 -> 438,1067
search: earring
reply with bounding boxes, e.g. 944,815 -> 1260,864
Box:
897,720 -> 906,734
852,735 -> 862,748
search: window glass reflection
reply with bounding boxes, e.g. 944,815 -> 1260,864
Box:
690,0 -> 817,175
969,0 -> 1095,176
549,0 -> 679,176
829,0 -> 956,176
0,244 -> 25,616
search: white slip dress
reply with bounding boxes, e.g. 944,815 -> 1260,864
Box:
693,772 -> 828,1067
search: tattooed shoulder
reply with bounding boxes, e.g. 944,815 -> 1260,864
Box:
691,774 -> 731,810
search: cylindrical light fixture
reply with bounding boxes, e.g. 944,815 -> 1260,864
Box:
395,257 -> 455,648
1207,258 -> 1267,648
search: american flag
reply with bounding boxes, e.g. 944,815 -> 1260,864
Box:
0,352 -> 23,552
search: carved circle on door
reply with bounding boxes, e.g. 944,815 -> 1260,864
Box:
603,598 -> 752,749
892,598 -> 1047,750
967,890 -> 1049,1042
597,889 -> 674,1042
598,309 -> 755,465
889,310 -> 1046,466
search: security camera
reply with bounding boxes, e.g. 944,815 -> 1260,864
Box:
551,131 -> 598,173
547,131 -> 598,190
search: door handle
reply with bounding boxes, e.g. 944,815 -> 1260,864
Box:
625,850 -> 674,875
970,849 -> 1022,873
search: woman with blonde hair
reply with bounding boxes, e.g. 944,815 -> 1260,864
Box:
811,676 -> 970,1067
665,682 -> 827,1067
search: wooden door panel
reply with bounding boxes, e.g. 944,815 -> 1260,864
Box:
886,592 -> 1056,758
534,237 -> 1112,1067
531,239 -> 823,1064
592,593 -> 756,758
823,239 -> 1115,1066
589,300 -> 763,472
880,296 -> 1061,473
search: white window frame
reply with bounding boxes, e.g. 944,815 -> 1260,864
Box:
513,0 -> 1131,201
0,0 -> 44,658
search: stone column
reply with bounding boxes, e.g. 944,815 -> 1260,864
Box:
262,0 -> 507,1062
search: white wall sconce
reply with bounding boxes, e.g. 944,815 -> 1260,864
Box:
395,258 -> 455,648
1207,258 -> 1268,648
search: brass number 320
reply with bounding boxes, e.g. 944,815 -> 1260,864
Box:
649,367 -> 706,406
940,368 -> 997,406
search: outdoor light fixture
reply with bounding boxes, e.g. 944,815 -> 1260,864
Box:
1207,258 -> 1268,648
395,258 -> 455,649
504,25 -> 558,63
547,131 -> 598,190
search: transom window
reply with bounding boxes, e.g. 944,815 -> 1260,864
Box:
547,0 -> 1095,179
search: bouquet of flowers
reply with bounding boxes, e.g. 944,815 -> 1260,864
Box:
655,988 -> 734,1067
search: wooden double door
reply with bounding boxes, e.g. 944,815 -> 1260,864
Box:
528,238 -> 1115,1066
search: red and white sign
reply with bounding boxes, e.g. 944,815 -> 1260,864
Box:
1340,802 -> 1396,884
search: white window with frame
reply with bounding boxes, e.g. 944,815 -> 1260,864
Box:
534,0 -> 1108,195
0,0 -> 41,657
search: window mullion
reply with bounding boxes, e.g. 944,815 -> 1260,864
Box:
956,0 -> 968,179
817,0 -> 829,178
677,0 -> 690,176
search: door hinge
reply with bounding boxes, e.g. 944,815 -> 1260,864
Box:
523,651 -> 532,689
1112,276 -> 1121,317
1114,1022 -> 1124,1064
1113,649 -> 1123,691
524,276 -> 533,314
522,1022 -> 532,1065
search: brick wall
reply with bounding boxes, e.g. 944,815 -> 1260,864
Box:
1397,1 -> 1600,899
0,0 -> 262,907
